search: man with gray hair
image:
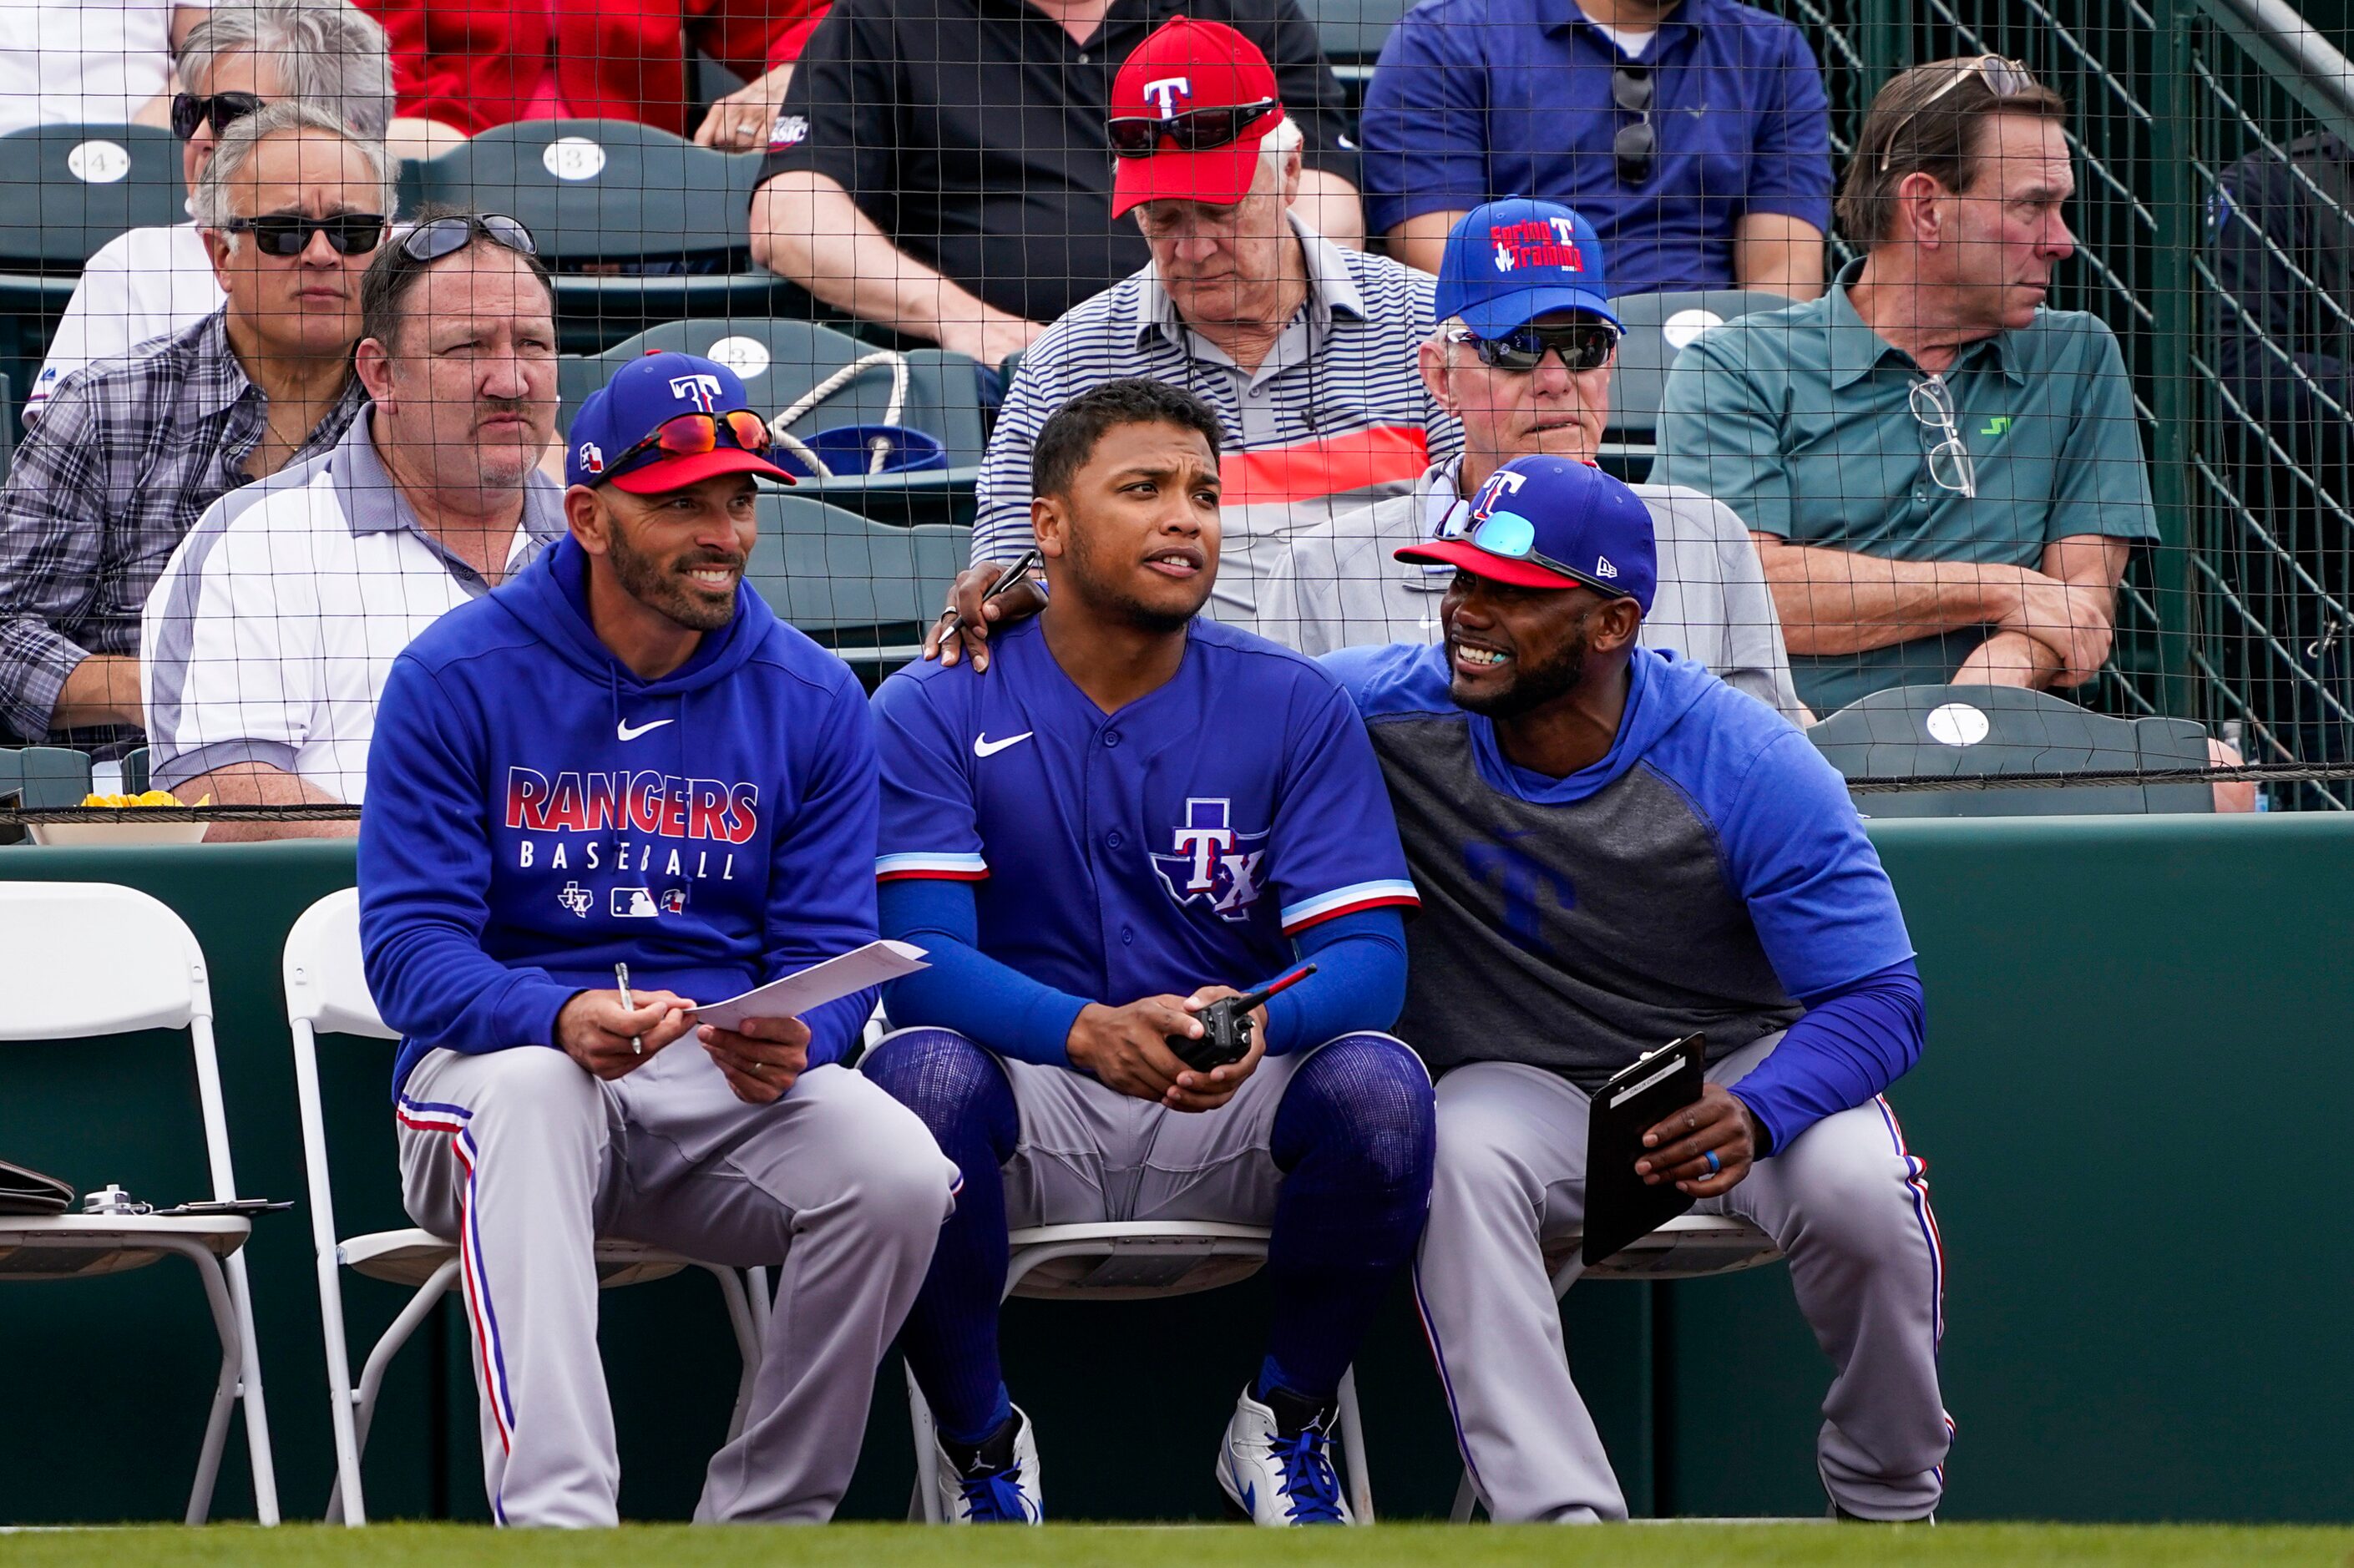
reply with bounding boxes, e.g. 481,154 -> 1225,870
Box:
0,100 -> 389,757
144,211 -> 561,839
28,0 -> 407,417
934,18 -> 1453,655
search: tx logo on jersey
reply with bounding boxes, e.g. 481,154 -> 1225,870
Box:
1150,797 -> 1270,923
1142,76 -> 1192,118
669,373 -> 723,412
557,881 -> 593,918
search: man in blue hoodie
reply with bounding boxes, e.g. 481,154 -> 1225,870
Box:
1324,455 -> 1950,1524
357,351 -> 959,1527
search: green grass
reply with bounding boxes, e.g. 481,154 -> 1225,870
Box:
0,1524 -> 2347,1567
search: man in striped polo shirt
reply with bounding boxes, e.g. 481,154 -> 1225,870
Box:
946,18 -> 1457,656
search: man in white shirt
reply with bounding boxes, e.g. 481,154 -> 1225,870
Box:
28,0 -> 397,419
1261,200 -> 1808,722
0,0 -> 209,137
143,213 -> 562,839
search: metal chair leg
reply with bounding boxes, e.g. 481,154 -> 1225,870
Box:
905,1363 -> 942,1523
706,1267 -> 762,1445
170,1243 -> 244,1526
1450,1470 -> 1479,1523
1335,1366 -> 1374,1523
326,1263 -> 456,1524
221,1247 -> 280,1525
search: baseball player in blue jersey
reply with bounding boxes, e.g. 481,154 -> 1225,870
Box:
1325,455 -> 1950,1523
358,352 -> 959,1526
862,378 -> 1435,1525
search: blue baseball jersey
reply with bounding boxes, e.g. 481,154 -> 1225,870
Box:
872,615 -> 1420,1002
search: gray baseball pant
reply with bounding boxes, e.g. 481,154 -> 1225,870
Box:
396,1040 -> 959,1526
1414,1036 -> 1950,1523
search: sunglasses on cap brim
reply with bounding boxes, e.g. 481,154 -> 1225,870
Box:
1108,99 -> 1282,158
1447,321 -> 1621,374
1440,505 -> 1630,596
603,409 -> 776,480
220,212 -> 387,257
171,90 -> 263,139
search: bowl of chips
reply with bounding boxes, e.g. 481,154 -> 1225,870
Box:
26,792 -> 211,847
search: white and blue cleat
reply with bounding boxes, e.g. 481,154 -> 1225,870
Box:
933,1404 -> 1043,1525
1217,1384 -> 1353,1525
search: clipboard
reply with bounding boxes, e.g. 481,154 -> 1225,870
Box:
1582,1032 -> 1708,1267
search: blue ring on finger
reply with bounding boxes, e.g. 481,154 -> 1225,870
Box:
1703,1149 -> 1723,1176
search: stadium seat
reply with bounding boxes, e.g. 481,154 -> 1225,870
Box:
398,120 -> 807,352
1598,290 -> 1794,482
281,888 -> 770,1525
0,125 -> 185,397
1807,684 -> 2220,817
0,745 -> 94,809
902,1221 -> 1377,1523
0,372 -> 15,483
559,319 -> 988,528
1448,1215 -> 1783,1521
0,882 -> 280,1524
743,493 -> 970,669
1298,0 -> 1415,102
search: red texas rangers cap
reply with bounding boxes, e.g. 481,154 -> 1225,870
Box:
1109,18 -> 1286,219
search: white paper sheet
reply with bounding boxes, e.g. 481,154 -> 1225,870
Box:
690,939 -> 929,1030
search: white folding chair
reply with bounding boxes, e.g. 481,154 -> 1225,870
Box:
284,888 -> 770,1525
1447,1214 -> 1784,1521
0,881 -> 280,1525
905,1220 -> 1375,1523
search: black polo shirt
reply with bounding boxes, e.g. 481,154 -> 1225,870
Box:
757,0 -> 1357,325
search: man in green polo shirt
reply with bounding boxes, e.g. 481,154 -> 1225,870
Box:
1652,57 -> 2152,719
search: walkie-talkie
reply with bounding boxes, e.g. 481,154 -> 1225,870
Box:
1166,965 -> 1319,1072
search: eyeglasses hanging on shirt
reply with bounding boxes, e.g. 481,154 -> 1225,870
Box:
1909,375 -> 1978,498
1612,64 -> 1656,186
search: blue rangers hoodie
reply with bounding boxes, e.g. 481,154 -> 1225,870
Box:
359,532 -> 880,1099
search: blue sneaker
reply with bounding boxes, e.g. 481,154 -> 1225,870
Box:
932,1405 -> 1042,1525
1217,1385 -> 1352,1525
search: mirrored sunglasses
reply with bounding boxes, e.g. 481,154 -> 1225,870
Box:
1450,321 -> 1620,374
605,410 -> 774,478
398,213 -> 539,264
1109,99 -> 1282,158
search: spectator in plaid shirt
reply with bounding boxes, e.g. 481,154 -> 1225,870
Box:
0,101 -> 388,756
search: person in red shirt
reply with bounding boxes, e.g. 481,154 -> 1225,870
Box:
357,0 -> 823,151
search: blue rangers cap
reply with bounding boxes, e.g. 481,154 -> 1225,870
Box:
1396,453 -> 1657,612
1433,197 -> 1619,338
566,351 -> 792,493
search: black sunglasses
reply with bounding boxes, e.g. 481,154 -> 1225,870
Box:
220,212 -> 387,258
1448,321 -> 1621,374
398,213 -> 540,263
1612,64 -> 1656,186
1108,99 -> 1282,158
170,90 -> 265,140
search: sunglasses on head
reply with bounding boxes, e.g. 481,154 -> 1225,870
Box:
398,213 -> 539,264
170,90 -> 264,140
1876,56 -> 2042,172
1108,99 -> 1282,158
605,410 -> 774,479
1445,507 -> 1625,595
220,211 -> 387,257
1448,321 -> 1620,374
1611,64 -> 1656,185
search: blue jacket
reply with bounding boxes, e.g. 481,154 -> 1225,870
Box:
359,534 -> 881,1098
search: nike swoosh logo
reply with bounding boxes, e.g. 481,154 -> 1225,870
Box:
616,717 -> 675,741
972,731 -> 1033,758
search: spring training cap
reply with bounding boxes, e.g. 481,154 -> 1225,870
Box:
566,351 -> 792,493
1396,453 -> 1657,609
1434,197 -> 1619,338
1109,18 -> 1286,220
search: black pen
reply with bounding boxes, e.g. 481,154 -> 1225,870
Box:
936,546 -> 1045,642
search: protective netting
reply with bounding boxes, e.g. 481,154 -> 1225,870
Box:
0,0 -> 2346,828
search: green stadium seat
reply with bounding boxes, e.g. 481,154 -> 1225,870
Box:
0,124 -> 185,398
1299,0 -> 1414,103
559,320 -> 987,528
743,493 -> 969,669
1806,684 -> 2218,816
0,746 -> 94,811
1597,289 -> 1793,483
398,120 -> 807,352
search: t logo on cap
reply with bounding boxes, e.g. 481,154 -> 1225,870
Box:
1142,76 -> 1192,118
669,373 -> 723,412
